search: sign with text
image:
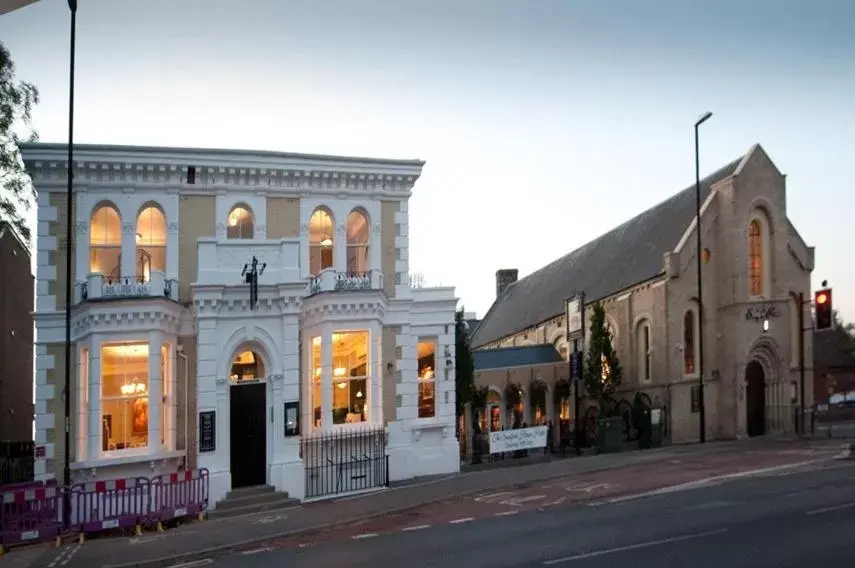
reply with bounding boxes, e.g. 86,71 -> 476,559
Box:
199,411 -> 216,453
566,295 -> 584,340
489,426 -> 548,454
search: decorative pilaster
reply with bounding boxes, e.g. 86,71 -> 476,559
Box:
148,330 -> 163,452
87,336 -> 101,461
321,323 -> 333,429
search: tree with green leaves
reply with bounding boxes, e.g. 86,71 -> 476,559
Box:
0,41 -> 39,245
454,308 -> 476,417
833,310 -> 855,356
582,301 -> 622,414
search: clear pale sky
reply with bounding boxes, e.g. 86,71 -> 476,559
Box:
2,0 -> 853,323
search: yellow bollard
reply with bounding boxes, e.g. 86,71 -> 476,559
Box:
1,544 -> 7,556
197,512 -> 204,522
156,521 -> 164,533
78,532 -> 85,544
134,524 -> 142,536
55,535 -> 63,547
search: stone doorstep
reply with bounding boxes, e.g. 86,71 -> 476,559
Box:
38,439 -> 834,568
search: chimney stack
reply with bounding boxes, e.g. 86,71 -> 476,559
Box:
495,269 -> 518,298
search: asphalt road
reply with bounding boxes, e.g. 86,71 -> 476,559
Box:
213,459 -> 855,568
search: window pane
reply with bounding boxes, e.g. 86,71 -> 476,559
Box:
347,244 -> 369,274
137,245 -> 166,281
311,337 -> 321,427
101,343 -> 150,452
227,206 -> 254,239
230,350 -> 265,381
683,312 -> 695,374
90,206 -> 121,246
91,246 -> 121,278
417,340 -> 436,418
331,331 -> 369,424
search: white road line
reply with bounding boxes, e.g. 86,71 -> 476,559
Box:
241,547 -> 272,555
352,533 -> 379,540
166,560 -> 214,568
542,529 -> 728,564
449,517 -> 474,524
298,543 -> 314,548
806,502 -> 855,516
475,491 -> 516,502
402,524 -> 431,531
494,510 -> 519,517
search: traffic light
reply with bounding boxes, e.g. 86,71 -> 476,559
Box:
815,288 -> 833,331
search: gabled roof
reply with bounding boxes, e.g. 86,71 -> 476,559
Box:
470,155 -> 745,348
0,221 -> 31,259
474,344 -> 564,371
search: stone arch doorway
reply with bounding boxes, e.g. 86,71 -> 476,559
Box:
229,347 -> 268,489
745,360 -> 766,437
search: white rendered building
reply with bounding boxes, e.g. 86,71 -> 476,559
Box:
23,143 -> 459,505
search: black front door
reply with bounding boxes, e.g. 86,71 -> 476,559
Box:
745,361 -> 766,437
230,382 -> 267,488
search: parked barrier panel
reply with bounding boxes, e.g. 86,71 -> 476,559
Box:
0,481 -> 61,550
150,469 -> 209,527
69,477 -> 151,535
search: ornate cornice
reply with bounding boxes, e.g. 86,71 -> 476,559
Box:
71,304 -> 182,341
193,294 -> 302,318
20,144 -> 422,196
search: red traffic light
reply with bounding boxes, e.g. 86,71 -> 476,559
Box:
816,293 -> 828,305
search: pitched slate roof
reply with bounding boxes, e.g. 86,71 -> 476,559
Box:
474,344 -> 564,371
471,156 -> 745,348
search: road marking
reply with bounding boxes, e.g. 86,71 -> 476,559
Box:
166,560 -> 213,568
475,491 -> 516,502
352,533 -> 379,540
501,495 -> 547,506
806,502 -> 855,516
542,529 -> 728,564
449,517 -> 474,524
298,543 -> 315,548
683,501 -> 738,511
564,482 -> 612,494
241,547 -> 272,555
494,510 -> 519,517
545,497 -> 567,506
402,524 -> 431,531
252,513 -> 287,524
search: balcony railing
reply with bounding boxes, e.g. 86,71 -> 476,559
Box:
307,269 -> 384,296
75,271 -> 179,304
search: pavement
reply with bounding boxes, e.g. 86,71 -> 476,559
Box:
215,456 -> 855,568
1,437 -> 843,568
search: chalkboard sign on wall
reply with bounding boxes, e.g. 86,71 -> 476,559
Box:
199,411 -> 216,453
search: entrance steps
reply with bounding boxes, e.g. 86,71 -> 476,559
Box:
209,485 -> 300,519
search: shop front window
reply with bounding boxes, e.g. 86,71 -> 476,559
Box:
311,337 -> 321,427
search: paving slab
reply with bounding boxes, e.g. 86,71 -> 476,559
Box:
18,437 -> 839,568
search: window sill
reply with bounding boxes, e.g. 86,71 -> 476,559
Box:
411,417 -> 447,430
71,449 -> 186,471
683,373 -> 700,380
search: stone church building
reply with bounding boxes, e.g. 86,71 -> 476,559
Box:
469,144 -> 816,444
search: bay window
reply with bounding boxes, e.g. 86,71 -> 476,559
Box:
332,331 -> 368,425
417,339 -> 436,418
101,342 -> 149,451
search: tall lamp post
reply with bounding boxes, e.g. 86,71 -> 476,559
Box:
694,111 -> 712,444
63,0 -> 77,526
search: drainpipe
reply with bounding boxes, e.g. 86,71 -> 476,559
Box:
177,345 -> 189,469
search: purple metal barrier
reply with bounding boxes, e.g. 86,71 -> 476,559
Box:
69,477 -> 151,534
150,469 -> 209,526
0,481 -> 61,550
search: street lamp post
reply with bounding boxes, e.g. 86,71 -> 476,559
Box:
694,111 -> 712,444
63,0 -> 77,526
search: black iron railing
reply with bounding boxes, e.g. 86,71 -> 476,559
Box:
301,425 -> 388,499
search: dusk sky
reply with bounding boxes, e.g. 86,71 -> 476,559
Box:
2,0 -> 853,322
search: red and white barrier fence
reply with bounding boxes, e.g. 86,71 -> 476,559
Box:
0,469 -> 209,551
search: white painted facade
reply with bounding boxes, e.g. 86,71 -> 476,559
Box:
24,143 -> 460,505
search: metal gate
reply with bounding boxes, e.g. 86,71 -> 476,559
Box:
301,425 -> 388,499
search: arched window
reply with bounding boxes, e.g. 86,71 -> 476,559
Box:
553,336 -> 568,361
309,208 -> 334,274
90,204 -> 122,279
683,310 -> 696,375
229,350 -> 265,382
136,205 -> 166,282
636,320 -> 652,383
226,205 -> 254,239
346,209 -> 370,274
748,219 -> 763,296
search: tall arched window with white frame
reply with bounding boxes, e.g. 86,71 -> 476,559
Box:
227,205 -> 254,239
636,320 -> 652,383
90,203 -> 122,279
346,209 -> 370,275
309,207 -> 334,274
135,205 -> 166,282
